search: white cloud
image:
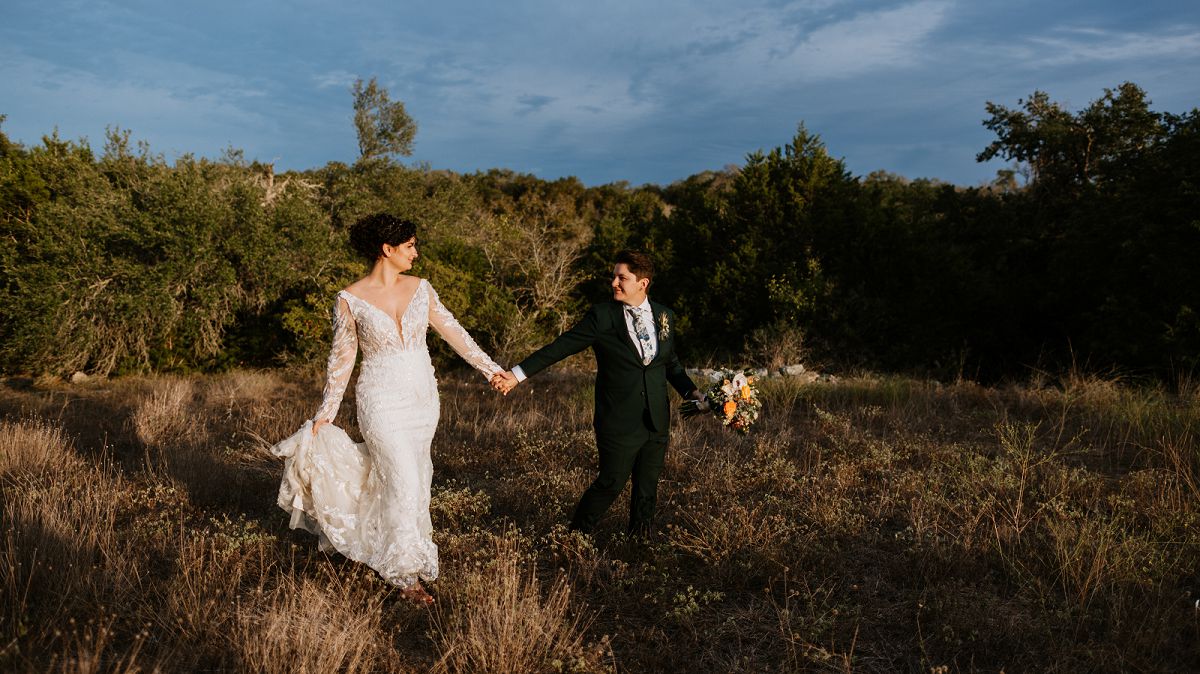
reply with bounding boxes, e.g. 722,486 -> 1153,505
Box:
606,0 -> 954,102
1027,26 -> 1200,65
313,70 -> 359,90
789,1 -> 954,78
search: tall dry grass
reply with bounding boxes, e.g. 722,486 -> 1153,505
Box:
235,570 -> 391,673
431,534 -> 607,673
0,367 -> 1197,671
1,418 -> 142,671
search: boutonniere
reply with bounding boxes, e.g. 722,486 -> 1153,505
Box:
657,312 -> 671,340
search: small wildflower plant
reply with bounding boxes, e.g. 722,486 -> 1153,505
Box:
681,368 -> 762,433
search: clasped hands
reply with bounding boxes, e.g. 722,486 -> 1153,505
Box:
489,370 -> 518,395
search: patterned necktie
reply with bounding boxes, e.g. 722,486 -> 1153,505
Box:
627,306 -> 655,365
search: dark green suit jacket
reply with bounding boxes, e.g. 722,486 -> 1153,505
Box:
518,300 -> 697,437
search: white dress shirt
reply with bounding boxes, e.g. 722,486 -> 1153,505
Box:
512,298 -> 655,382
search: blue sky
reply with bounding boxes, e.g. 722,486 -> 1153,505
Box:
3,0 -> 1197,186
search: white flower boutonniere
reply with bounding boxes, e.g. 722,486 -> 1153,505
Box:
657,312 -> 671,341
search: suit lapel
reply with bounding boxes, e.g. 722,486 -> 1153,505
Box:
649,303 -> 667,363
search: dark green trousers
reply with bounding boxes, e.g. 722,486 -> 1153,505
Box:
570,409 -> 669,535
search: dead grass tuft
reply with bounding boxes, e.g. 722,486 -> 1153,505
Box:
432,535 -> 610,673
131,378 -> 197,449
234,571 -> 391,674
0,418 -> 81,478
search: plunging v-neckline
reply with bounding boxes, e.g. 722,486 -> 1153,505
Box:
341,279 -> 424,340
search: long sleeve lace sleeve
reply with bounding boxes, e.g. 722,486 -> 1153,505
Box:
426,282 -> 502,378
313,296 -> 358,422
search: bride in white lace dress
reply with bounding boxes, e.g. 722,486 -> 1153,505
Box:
271,213 -> 503,604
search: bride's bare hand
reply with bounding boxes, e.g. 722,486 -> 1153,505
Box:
312,419 -> 330,435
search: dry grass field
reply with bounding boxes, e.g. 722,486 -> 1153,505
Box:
1,367 -> 1198,672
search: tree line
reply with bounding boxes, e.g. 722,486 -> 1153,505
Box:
1,80 -> 1196,382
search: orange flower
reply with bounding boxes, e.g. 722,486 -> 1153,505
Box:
741,385 -> 752,399
723,401 -> 738,418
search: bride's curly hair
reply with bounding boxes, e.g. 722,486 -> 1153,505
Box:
348,213 -> 418,261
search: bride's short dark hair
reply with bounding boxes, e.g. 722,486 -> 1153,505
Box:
349,213 -> 418,261
615,250 -> 654,283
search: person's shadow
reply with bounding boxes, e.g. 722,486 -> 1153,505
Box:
0,376 -> 311,529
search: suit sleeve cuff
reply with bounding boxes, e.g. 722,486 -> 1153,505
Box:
512,365 -> 527,382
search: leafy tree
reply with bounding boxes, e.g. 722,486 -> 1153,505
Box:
352,77 -> 417,164
975,83 -> 1198,376
977,82 -> 1165,195
661,127 -> 853,358
0,114 -> 14,157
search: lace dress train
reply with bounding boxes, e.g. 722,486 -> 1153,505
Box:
271,279 -> 500,587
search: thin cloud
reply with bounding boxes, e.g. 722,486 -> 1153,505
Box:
641,1 -> 953,97
789,0 -> 953,79
314,70 -> 359,90
1028,26 -> 1200,65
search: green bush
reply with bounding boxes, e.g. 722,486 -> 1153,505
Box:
0,130 -> 336,375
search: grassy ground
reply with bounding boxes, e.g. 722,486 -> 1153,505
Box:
1,368 -> 1197,672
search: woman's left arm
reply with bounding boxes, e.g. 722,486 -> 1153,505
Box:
426,281 -> 503,378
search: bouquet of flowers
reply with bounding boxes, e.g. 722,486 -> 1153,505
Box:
681,368 -> 762,433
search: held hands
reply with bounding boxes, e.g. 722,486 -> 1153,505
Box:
490,371 -> 518,395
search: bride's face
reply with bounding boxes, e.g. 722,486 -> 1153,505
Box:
382,237 -> 419,272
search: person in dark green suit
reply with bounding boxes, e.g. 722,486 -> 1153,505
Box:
492,251 -> 702,536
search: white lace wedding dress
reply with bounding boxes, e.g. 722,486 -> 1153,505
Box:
271,278 -> 501,587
